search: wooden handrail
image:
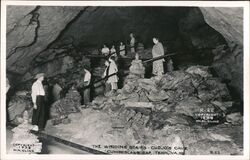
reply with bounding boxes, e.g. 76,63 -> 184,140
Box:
83,52 -> 176,89
142,53 -> 176,64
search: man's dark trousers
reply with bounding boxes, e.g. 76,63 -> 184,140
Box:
32,95 -> 46,130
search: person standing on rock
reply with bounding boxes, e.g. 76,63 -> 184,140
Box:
83,66 -> 91,104
101,44 -> 110,56
103,60 -> 111,93
110,45 -> 116,56
152,37 -> 165,76
103,57 -> 118,93
31,73 -> 46,131
110,45 -> 118,61
119,42 -> 126,57
167,57 -> 174,72
130,33 -> 136,54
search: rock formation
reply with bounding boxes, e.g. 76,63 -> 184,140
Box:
8,91 -> 33,122
44,66 -> 243,155
6,6 -> 244,155
200,7 -> 243,99
7,6 -> 82,78
6,6 -> 243,102
9,111 -> 42,154
50,86 -> 81,124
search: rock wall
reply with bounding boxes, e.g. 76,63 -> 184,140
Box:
200,8 -> 243,99
6,6 -> 243,100
200,8 -> 243,46
7,6 -> 82,75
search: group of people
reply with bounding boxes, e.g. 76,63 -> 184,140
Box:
101,33 -> 136,57
24,33 -> 168,131
29,57 -> 118,131
101,33 -> 166,77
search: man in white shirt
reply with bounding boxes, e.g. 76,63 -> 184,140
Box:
83,67 -> 91,104
107,56 -> 118,91
31,73 -> 46,131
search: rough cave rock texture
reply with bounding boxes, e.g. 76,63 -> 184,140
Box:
200,7 -> 243,99
7,6 -> 82,75
6,6 -> 243,99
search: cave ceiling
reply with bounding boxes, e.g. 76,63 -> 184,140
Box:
6,6 -> 227,75
6,6 -> 243,99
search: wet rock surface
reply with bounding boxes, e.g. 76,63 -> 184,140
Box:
44,66 -> 242,155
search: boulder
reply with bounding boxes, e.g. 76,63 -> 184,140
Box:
9,111 -> 42,154
117,92 -> 140,102
152,102 -> 174,112
160,71 -> 191,90
204,78 -> 231,101
92,96 -> 108,105
185,65 -> 212,78
149,111 -> 191,130
124,102 -> 153,108
211,101 -> 233,112
122,82 -> 136,94
175,97 -> 203,117
52,83 -> 62,102
138,79 -> 157,92
147,90 -> 169,102
50,87 -> 81,119
8,95 -> 33,121
226,112 -> 243,125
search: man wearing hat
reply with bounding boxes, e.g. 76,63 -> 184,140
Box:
31,73 -> 46,131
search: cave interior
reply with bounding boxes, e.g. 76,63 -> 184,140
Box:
5,5 -> 244,155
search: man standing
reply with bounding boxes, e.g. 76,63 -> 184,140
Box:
152,37 -> 165,76
130,33 -> 136,54
101,44 -> 110,56
119,42 -> 126,57
103,57 -> 118,93
83,67 -> 91,104
108,56 -> 118,92
31,73 -> 46,131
